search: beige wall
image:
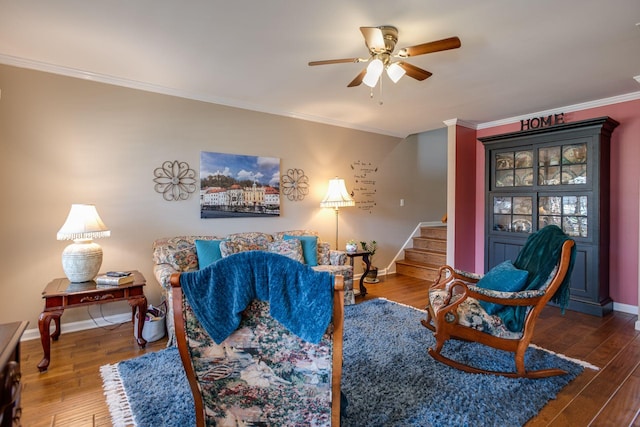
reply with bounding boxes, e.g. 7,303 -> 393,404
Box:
0,64 -> 448,330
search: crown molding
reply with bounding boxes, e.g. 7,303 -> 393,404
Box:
477,91 -> 640,130
2,53 -> 637,139
443,118 -> 477,129
0,54 -> 404,138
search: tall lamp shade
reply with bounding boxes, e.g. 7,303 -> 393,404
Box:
57,204 -> 110,282
320,177 -> 355,249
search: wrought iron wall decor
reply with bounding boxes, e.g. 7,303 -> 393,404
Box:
281,168 -> 309,201
153,160 -> 197,201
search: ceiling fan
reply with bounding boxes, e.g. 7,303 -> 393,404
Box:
308,26 -> 461,88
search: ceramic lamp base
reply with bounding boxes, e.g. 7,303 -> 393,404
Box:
61,240 -> 103,282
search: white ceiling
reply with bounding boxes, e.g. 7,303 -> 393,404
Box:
1,1 -> 639,137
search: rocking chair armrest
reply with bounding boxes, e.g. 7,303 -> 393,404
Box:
430,278 -> 474,308
452,269 -> 482,282
431,266 -> 480,290
466,285 -> 546,306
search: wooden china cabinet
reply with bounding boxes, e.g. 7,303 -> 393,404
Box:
479,116 -> 619,316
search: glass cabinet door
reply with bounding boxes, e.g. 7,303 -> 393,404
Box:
495,150 -> 533,187
539,195 -> 588,237
539,143 -> 587,186
493,196 -> 532,232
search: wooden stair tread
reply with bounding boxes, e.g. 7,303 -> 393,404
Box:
404,247 -> 446,255
396,259 -> 441,269
414,235 -> 446,241
397,225 -> 447,280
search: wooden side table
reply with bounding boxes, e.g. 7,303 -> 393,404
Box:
38,271 -> 147,372
345,251 -> 372,297
0,321 -> 28,427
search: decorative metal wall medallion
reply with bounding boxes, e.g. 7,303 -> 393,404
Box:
153,160 -> 197,201
281,168 -> 309,201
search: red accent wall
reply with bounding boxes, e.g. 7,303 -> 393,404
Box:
471,100 -> 640,306
454,124 -> 477,271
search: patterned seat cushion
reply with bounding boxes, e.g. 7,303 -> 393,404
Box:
182,297 -> 335,426
428,289 -> 523,340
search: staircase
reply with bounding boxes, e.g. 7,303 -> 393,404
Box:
395,225 -> 447,282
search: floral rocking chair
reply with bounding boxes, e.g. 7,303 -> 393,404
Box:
422,225 -> 576,378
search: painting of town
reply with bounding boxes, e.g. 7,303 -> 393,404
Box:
200,151 -> 281,218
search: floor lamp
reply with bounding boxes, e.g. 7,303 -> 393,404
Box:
320,177 -> 355,249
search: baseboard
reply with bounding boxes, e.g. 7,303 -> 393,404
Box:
21,312 -> 132,341
613,301 -> 638,316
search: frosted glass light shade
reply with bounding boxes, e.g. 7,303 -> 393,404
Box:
363,59 -> 384,88
386,62 -> 406,83
57,204 -> 110,282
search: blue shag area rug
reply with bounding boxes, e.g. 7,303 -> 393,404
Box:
101,298 -> 593,426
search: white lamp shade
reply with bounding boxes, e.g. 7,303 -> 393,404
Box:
320,178 -> 355,208
363,59 -> 384,88
386,62 -> 406,83
57,204 -> 110,282
57,204 -> 110,241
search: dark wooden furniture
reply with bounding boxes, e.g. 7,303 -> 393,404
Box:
346,250 -> 372,296
423,235 -> 575,378
38,271 -> 147,372
479,117 -> 618,316
0,321 -> 28,427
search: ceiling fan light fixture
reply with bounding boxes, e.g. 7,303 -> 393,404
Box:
386,62 -> 406,83
363,58 -> 384,87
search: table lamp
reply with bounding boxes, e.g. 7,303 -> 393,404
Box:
320,177 -> 355,249
57,204 -> 111,282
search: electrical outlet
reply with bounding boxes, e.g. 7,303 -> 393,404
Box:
400,199 -> 404,207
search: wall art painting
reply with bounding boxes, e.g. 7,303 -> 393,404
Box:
200,151 -> 280,218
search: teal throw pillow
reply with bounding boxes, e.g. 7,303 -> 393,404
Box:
195,239 -> 223,268
284,235 -> 318,266
477,260 -> 529,315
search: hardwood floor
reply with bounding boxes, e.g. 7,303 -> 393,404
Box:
19,274 -> 640,426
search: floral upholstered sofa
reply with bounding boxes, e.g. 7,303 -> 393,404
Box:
152,230 -> 354,346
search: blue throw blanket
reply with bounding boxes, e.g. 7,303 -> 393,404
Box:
179,251 -> 334,344
499,225 -> 576,332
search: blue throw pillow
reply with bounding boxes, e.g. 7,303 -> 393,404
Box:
284,235 -> 318,266
195,239 -> 223,268
477,260 -> 529,315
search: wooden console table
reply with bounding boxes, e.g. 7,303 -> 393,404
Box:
38,271 -> 147,372
346,251 -> 372,297
0,321 -> 28,427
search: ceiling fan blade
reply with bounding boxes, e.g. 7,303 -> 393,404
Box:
347,68 -> 367,87
397,36 -> 461,58
308,58 -> 362,66
398,62 -> 433,81
360,26 -> 385,52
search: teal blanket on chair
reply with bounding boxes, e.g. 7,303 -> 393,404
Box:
179,251 -> 334,344
500,225 -> 576,332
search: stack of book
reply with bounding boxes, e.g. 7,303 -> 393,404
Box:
95,272 -> 134,287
